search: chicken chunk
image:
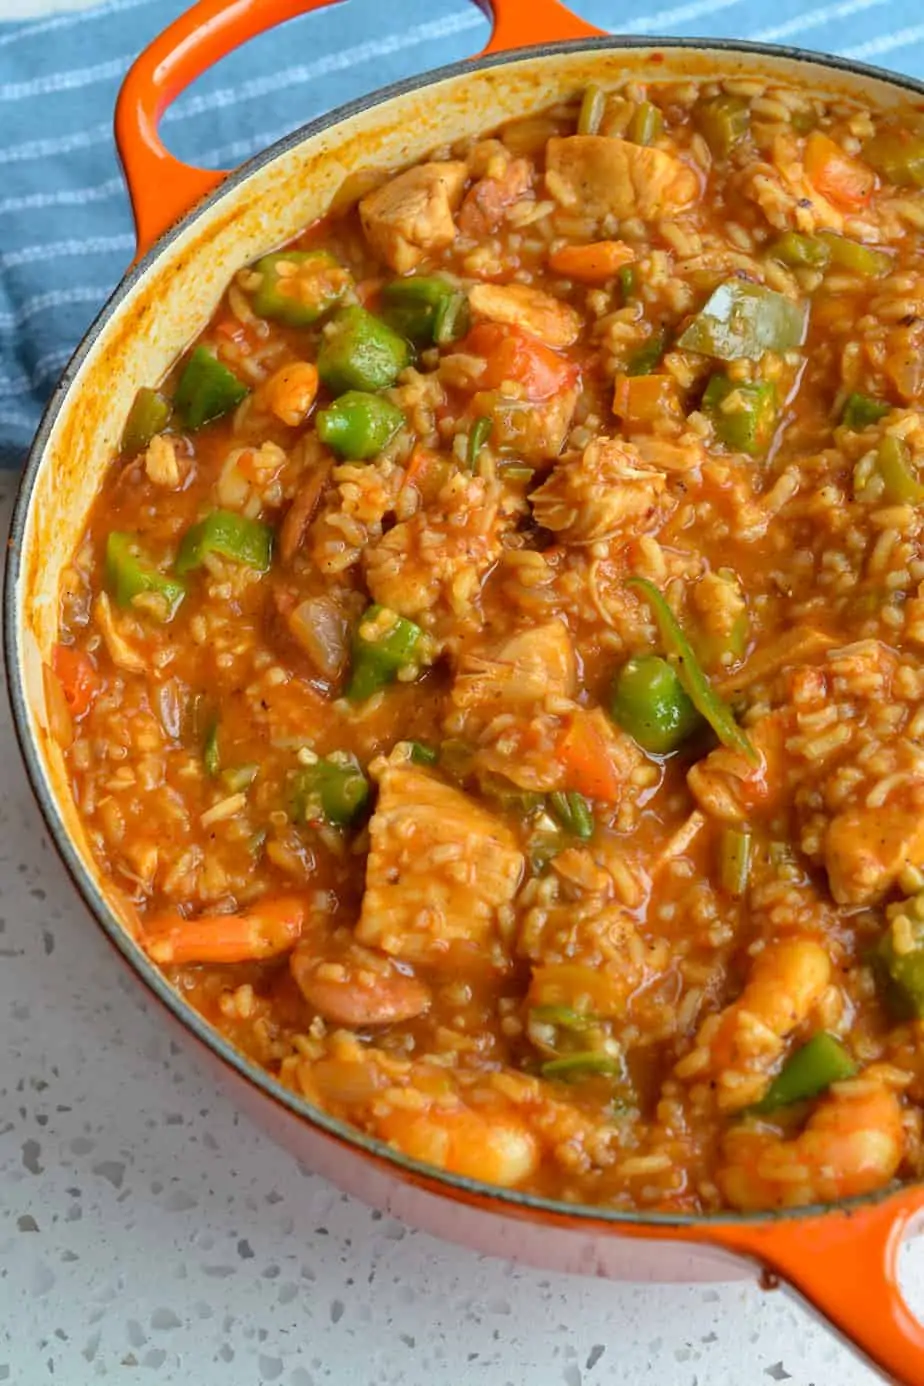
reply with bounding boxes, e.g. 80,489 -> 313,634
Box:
94,592 -> 145,673
359,161 -> 468,273
468,283 -> 582,349
449,624 -> 613,798
356,761 -> 524,966
530,438 -> 670,544
143,434 -> 181,489
545,136 -> 700,222
452,620 -> 577,713
825,805 -> 924,907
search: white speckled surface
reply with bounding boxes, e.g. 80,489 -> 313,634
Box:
3,471 -> 920,1384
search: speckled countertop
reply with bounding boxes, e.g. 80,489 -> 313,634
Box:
4,474 -> 922,1385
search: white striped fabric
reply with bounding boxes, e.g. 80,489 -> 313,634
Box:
1,0 -> 922,466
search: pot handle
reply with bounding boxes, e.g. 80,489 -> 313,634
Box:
115,0 -> 604,259
708,1189 -> 924,1385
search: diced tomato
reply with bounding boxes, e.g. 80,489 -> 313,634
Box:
462,322 -> 578,401
51,644 -> 99,719
556,712 -> 621,803
404,445 -> 439,488
804,132 -> 875,210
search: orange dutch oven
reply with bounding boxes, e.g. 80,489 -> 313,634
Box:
6,1 -> 924,1379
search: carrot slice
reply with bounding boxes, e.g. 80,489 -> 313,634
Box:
51,644 -> 99,719
548,240 -> 635,283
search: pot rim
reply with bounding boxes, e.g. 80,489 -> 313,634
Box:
8,31 -> 924,1235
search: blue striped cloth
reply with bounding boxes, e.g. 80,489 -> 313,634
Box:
2,0 -> 923,469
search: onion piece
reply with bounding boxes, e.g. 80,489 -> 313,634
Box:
287,596 -> 350,680
43,662 -> 74,749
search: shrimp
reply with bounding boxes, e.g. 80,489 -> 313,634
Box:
377,1101 -> 539,1187
718,1078 -> 904,1210
143,894 -> 306,965
258,361 -> 319,427
290,943 -> 431,1027
216,440 -> 286,513
143,433 -> 182,489
674,938 -> 832,1111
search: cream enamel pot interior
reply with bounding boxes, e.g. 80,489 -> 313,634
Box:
7,1 -> 924,1379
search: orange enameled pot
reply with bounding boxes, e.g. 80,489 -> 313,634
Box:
7,1 -> 924,1378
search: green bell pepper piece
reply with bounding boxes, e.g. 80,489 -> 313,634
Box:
347,604 -> 426,702
694,94 -> 750,157
619,265 -> 636,303
381,276 -> 469,346
818,231 -> 893,277
317,305 -> 411,395
702,374 -> 778,455
626,330 -> 667,376
203,720 -> 220,777
407,741 -> 438,766
755,1033 -> 856,1112
863,129 -> 924,189
174,347 -> 249,430
529,1005 -> 594,1031
292,754 -> 370,827
315,391 -> 405,460
467,415 -> 493,469
627,577 -> 757,762
790,108 -> 817,135
105,532 -> 186,621
877,908 -> 924,1018
678,280 -> 807,361
719,826 -> 751,898
577,83 -> 605,136
481,780 -> 546,816
548,790 -> 594,840
121,387 -> 171,456
176,509 -> 273,575
249,249 -> 350,326
877,435 -> 924,504
220,763 -> 259,793
769,231 -> 831,270
628,100 -> 662,146
541,1052 -> 623,1081
841,392 -> 890,430
610,653 -> 703,755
